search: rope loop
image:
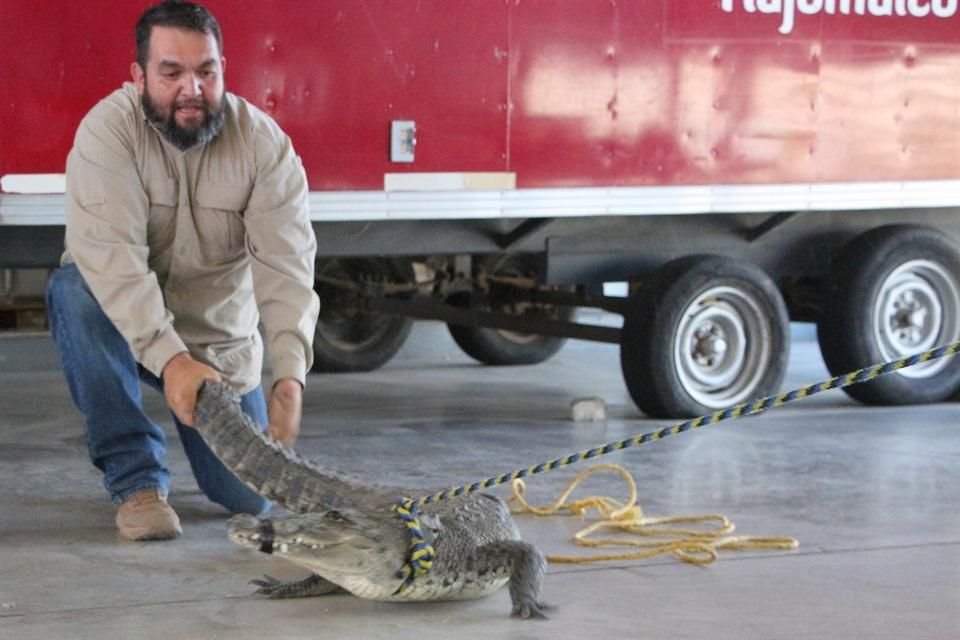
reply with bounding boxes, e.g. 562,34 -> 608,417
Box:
393,498 -> 436,593
508,463 -> 798,565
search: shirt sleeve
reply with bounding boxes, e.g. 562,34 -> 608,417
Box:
64,111 -> 187,377
244,119 -> 320,386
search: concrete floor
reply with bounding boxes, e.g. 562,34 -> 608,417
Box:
0,321 -> 958,640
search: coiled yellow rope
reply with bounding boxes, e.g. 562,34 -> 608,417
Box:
508,463 -> 797,565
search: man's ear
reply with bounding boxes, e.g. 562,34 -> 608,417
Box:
131,62 -> 145,94
221,56 -> 227,75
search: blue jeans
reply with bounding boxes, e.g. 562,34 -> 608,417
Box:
46,263 -> 270,515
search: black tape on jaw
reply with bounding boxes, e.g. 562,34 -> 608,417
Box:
258,519 -> 275,554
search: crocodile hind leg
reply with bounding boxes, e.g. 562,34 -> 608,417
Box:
475,540 -> 550,619
251,573 -> 345,598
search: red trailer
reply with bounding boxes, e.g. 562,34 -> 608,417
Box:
1,0 -> 959,415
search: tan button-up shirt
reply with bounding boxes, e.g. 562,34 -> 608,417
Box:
63,83 -> 320,393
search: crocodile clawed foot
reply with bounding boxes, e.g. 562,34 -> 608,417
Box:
511,600 -> 552,620
250,572 -> 344,599
250,574 -> 284,597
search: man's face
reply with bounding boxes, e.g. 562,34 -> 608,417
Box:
132,25 -> 226,150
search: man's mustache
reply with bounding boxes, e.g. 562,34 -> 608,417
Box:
175,99 -> 210,110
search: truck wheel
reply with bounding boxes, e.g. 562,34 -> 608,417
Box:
621,256 -> 790,418
446,291 -> 570,365
817,225 -> 960,404
311,258 -> 414,373
446,254 -> 570,365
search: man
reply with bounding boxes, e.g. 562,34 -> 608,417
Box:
45,0 -> 320,541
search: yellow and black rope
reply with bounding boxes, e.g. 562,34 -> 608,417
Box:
393,499 -> 435,589
394,340 -> 959,590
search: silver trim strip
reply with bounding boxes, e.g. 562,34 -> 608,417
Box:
2,180 -> 959,226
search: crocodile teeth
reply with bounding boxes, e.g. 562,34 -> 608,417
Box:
278,543 -> 289,554
250,533 -> 260,541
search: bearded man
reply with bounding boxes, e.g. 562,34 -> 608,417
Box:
45,0 -> 320,541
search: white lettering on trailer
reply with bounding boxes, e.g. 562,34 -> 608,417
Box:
720,0 -> 958,35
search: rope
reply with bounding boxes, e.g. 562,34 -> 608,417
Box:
508,463 -> 798,565
392,499 -> 435,592
415,341 -> 959,506
394,340 -> 959,588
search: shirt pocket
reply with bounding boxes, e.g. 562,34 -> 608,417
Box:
194,183 -> 249,264
146,179 -> 177,254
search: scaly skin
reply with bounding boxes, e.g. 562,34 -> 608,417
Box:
193,381 -> 549,618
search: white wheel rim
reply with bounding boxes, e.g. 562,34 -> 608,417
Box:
873,259 -> 960,379
674,285 -> 773,409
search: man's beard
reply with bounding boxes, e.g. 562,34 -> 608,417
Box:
142,87 -> 225,151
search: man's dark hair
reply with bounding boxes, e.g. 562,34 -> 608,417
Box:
135,0 -> 223,69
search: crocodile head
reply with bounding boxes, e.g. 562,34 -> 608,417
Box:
227,507 -> 434,582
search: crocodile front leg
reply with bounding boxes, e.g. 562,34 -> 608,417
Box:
250,573 -> 345,599
475,540 -> 550,619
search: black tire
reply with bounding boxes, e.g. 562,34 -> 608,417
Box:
311,258 -> 414,373
817,225 -> 960,405
621,255 -> 790,418
446,291 -> 571,366
446,254 -> 571,366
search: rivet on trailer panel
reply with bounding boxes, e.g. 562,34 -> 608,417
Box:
904,45 -> 917,68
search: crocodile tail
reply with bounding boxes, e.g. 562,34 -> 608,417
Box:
193,380 -> 381,513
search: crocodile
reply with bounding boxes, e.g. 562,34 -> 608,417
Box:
193,380 -> 549,618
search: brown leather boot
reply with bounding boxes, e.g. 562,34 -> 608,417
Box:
116,489 -> 182,541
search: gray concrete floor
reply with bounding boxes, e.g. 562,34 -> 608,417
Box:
1,321 -> 958,640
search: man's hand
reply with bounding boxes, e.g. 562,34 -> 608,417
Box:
267,378 -> 303,447
162,351 -> 222,426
